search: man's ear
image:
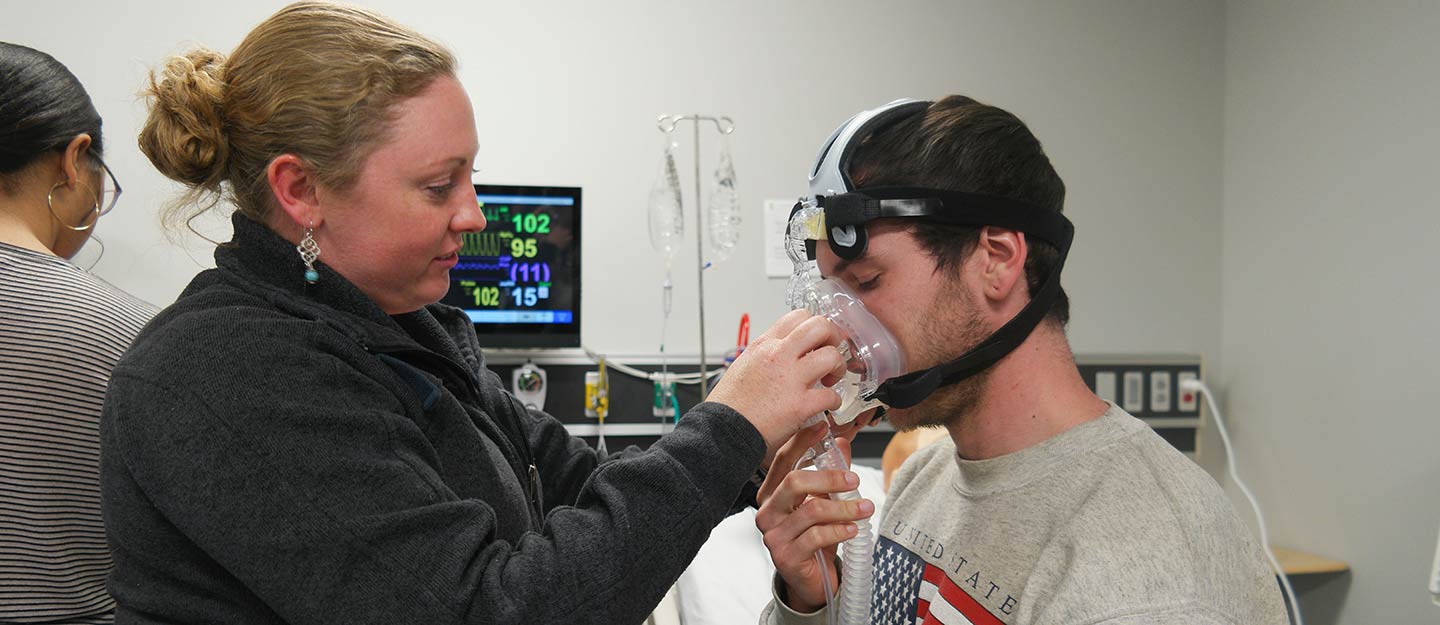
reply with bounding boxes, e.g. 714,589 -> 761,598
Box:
977,226 -> 1027,302
266,154 -> 323,229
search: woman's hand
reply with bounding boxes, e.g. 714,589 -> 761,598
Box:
707,309 -> 846,458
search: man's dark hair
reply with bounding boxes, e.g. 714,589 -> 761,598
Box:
850,95 -> 1069,326
0,42 -> 104,195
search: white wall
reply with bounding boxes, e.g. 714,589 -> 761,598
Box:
0,0 -> 1225,365
1222,1 -> 1440,623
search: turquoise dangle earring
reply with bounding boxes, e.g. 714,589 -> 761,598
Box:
297,224 -> 321,284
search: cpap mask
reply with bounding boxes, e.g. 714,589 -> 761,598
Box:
799,278 -> 905,425
787,98 -> 1075,410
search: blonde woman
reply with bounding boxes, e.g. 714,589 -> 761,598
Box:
103,3 -> 845,623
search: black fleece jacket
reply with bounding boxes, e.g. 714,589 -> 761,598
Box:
99,214 -> 765,624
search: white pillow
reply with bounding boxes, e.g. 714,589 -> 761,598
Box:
674,464 -> 887,625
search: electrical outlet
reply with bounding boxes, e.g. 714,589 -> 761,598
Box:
1122,371 -> 1145,412
1150,371 -> 1172,413
1177,371 -> 1199,412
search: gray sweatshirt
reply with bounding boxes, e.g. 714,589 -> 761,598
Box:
763,404 -> 1289,625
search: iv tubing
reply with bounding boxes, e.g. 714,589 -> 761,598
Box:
660,268 -> 673,429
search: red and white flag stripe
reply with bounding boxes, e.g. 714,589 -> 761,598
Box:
914,563 -> 1005,625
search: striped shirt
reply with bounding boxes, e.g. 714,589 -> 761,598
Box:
1,242 -> 156,624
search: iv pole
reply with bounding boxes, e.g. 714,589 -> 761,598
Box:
657,114 -> 735,398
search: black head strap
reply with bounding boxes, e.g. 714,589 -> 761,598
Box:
817,186 -> 1071,262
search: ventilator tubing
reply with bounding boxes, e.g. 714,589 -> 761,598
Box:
796,419 -> 876,625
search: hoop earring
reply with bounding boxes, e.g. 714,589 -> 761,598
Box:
47,180 -> 101,232
297,225 -> 321,284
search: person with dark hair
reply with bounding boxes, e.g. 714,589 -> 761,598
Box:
755,97 -> 1288,624
102,3 -> 845,623
0,42 -> 156,624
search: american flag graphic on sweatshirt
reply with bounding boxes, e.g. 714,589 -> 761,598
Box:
872,536 -> 1007,625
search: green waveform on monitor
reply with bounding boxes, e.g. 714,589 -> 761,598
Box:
481,204 -> 511,223
461,231 -> 513,257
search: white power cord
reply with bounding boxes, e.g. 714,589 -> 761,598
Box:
1429,524 -> 1440,607
1180,378 -> 1304,625
581,346 -> 725,385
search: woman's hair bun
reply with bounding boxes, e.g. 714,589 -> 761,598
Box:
139,48 -> 229,189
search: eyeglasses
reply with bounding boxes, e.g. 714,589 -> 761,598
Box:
90,150 -> 122,217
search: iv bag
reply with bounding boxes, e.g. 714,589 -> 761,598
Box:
707,135 -> 740,263
648,134 -> 684,259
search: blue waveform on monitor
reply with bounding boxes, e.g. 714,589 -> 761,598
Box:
456,261 -> 504,271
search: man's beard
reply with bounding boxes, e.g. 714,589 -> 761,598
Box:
887,283 -> 992,432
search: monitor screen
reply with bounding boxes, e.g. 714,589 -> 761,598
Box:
441,184 -> 581,348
